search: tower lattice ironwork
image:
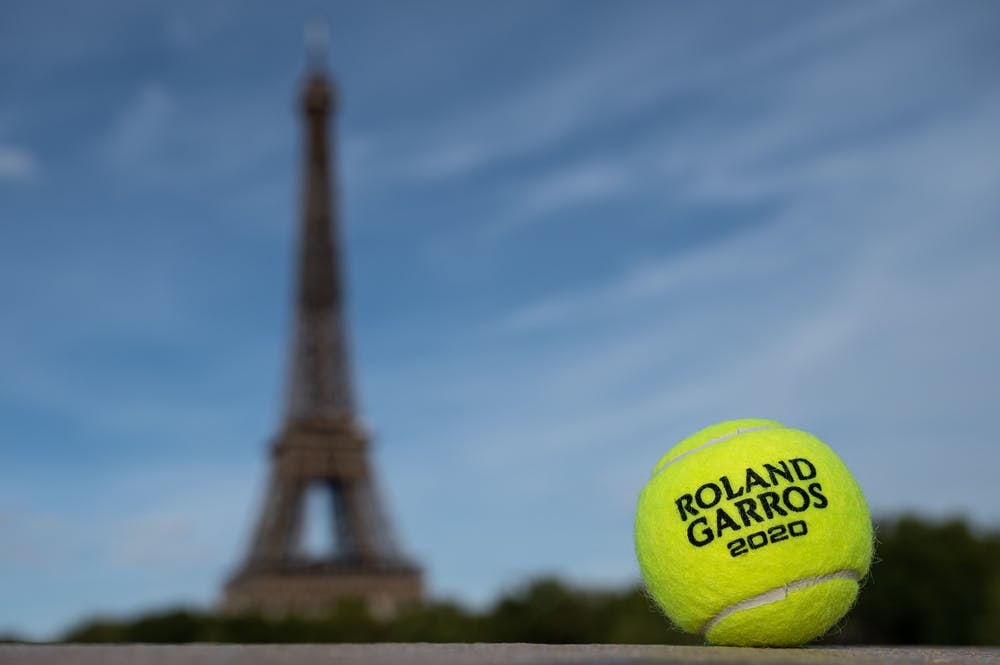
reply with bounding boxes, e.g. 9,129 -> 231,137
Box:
223,58 -> 422,617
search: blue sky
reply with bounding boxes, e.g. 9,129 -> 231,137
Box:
2,0 -> 1000,639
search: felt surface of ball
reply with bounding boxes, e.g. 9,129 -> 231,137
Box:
634,419 -> 873,647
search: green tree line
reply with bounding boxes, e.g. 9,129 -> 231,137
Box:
53,516 -> 1000,645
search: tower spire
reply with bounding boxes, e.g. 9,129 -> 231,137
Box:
305,16 -> 330,72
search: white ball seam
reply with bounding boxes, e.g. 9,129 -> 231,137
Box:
652,424 -> 782,477
699,569 -> 861,636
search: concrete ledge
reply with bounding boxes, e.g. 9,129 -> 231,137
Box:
1,644 -> 999,665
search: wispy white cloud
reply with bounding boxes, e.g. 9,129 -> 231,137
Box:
0,509 -> 77,567
161,3 -> 238,51
112,510 -> 231,570
102,84 -> 173,170
350,7 -> 711,188
100,460 -> 263,576
0,458 -> 264,638
414,2 -> 936,247
486,161 -> 631,236
498,224 -> 798,334
502,85 -> 999,372
482,87 -> 1000,479
95,79 -> 290,204
0,145 -> 39,181
355,2 -> 915,196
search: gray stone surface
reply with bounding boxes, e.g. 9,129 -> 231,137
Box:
1,645 -> 999,665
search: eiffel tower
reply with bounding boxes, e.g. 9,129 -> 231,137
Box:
223,51 -> 422,617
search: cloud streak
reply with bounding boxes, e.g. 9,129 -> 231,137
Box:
0,145 -> 38,181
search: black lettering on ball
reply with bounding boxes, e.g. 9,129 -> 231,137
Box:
808,482 -> 828,509
783,485 -> 811,512
715,507 -> 741,536
758,491 -> 787,519
789,519 -> 808,536
733,497 -> 765,527
688,516 -> 714,547
745,468 -> 771,492
695,482 -> 722,509
791,458 -> 817,481
764,461 -> 794,486
675,494 -> 698,521
720,475 -> 744,500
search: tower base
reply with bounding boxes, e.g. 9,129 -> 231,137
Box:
222,563 -> 423,619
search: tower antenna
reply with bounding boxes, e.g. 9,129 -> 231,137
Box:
305,16 -> 330,70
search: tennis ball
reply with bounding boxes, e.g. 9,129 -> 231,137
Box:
634,419 -> 873,647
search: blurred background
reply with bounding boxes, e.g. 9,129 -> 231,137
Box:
2,0 -> 1000,645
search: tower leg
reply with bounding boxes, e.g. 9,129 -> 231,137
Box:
335,479 -> 378,563
248,474 -> 306,567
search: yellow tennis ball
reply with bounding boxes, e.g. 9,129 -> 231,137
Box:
634,419 -> 873,646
